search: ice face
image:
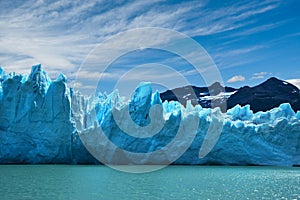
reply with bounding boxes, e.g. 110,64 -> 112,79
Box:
0,65 -> 299,166
0,65 -> 77,164
128,82 -> 152,126
28,64 -> 52,95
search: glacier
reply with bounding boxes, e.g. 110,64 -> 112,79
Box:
0,64 -> 299,166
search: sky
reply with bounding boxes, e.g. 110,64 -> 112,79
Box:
0,0 -> 299,95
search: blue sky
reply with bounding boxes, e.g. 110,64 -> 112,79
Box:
0,0 -> 299,94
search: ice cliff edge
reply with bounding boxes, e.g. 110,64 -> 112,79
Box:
0,65 -> 299,166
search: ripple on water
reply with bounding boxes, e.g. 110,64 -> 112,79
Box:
0,165 -> 299,200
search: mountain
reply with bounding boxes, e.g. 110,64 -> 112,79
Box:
227,77 -> 300,112
160,77 -> 300,113
0,65 -> 300,166
160,83 -> 236,110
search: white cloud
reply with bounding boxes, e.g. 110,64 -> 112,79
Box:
250,71 -> 271,80
0,0 -> 282,93
227,20 -> 289,38
253,72 -> 268,76
251,75 -> 264,80
227,75 -> 245,83
183,0 -> 281,36
214,45 -> 265,59
286,79 -> 300,89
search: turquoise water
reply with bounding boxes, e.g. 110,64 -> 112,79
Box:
0,165 -> 299,200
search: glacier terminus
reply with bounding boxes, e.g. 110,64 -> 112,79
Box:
0,64 -> 299,166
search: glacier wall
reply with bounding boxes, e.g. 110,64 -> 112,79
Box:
0,65 -> 299,166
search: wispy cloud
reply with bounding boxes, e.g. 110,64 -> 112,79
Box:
215,45 -> 265,59
0,0 -> 204,80
227,75 -> 246,83
225,20 -> 289,38
212,45 -> 266,70
185,0 -> 281,35
0,0 -> 288,93
250,71 -> 271,80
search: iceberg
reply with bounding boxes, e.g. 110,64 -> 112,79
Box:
0,65 -> 299,166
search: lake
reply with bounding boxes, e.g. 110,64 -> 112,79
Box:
0,165 -> 299,199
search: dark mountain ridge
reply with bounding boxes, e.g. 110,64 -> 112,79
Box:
160,82 -> 236,109
160,77 -> 300,113
227,77 -> 300,112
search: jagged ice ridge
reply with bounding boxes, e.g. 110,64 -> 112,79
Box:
0,65 -> 299,166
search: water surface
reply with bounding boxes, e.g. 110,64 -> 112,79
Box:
0,165 -> 299,199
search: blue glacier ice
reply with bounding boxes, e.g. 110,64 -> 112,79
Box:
0,65 -> 299,166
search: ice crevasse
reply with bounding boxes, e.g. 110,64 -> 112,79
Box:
0,65 -> 299,166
